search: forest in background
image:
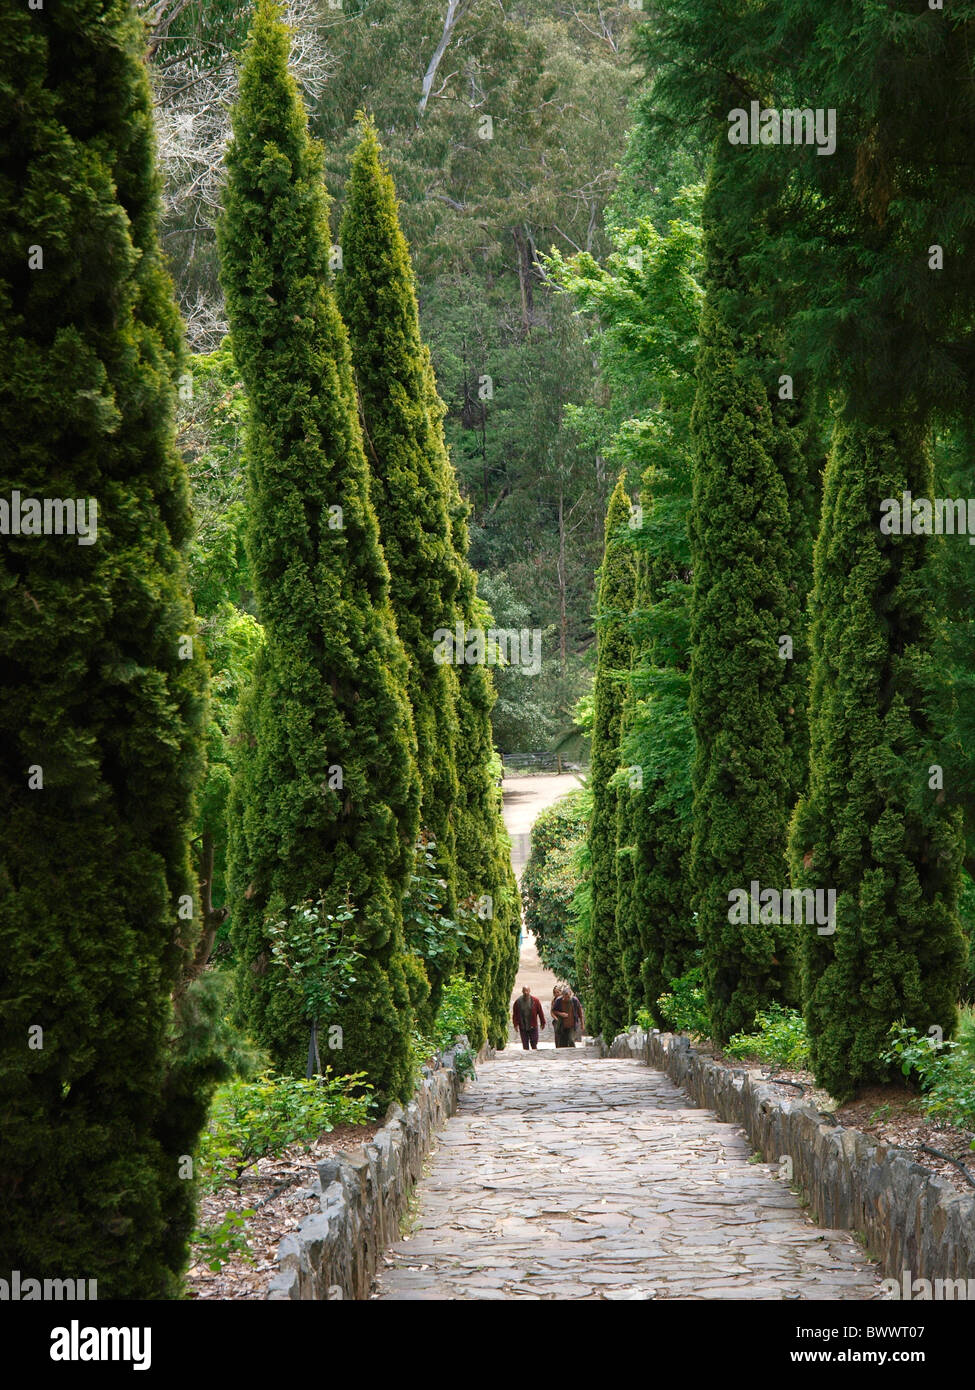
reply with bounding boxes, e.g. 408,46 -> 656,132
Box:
142,0 -> 659,753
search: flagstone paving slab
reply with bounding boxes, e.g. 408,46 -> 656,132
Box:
372,1051 -> 881,1301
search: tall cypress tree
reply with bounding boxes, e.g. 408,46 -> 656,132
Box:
219,2 -> 420,1105
752,1 -> 973,1094
642,0 -> 973,1077
336,121 -> 460,1011
789,418 -> 966,1098
0,0 -> 209,1295
439,421 -> 520,1049
688,135 -> 814,1045
619,489 -> 697,1023
615,638 -> 642,1021
586,475 -> 636,1039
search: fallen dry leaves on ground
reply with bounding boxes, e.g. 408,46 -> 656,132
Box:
185,1122 -> 381,1301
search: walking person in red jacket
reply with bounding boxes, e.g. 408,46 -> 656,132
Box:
512,986 -> 545,1050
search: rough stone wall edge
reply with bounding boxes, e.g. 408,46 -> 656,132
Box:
598,1030 -> 975,1286
266,1038 -> 496,1300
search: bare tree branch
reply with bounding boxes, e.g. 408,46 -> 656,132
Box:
144,0 -> 334,350
418,0 -> 470,118
427,191 -> 470,213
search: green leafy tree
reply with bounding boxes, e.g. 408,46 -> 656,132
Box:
636,0 -> 975,1074
618,530 -> 697,1024
585,476 -> 636,1039
265,895 -> 364,1076
336,120 -> 460,1008
551,193 -> 705,1025
219,1 -> 420,1105
712,0 -> 975,1093
0,0 -> 212,1296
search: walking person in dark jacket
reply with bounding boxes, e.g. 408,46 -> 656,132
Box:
553,984 -> 584,1047
512,986 -> 545,1050
552,985 -> 571,1047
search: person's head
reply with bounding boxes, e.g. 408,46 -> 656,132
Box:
521,985 -> 530,998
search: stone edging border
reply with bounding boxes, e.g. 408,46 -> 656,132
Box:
599,1030 -> 975,1285
266,1039 -> 494,1300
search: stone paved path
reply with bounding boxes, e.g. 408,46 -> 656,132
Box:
373,1050 -> 880,1301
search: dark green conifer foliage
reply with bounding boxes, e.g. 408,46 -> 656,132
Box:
587,476 -> 636,1039
0,0 -> 210,1296
615,667 -> 641,1021
336,122 -> 460,1009
439,445 -> 520,1049
789,418 -> 967,1099
688,138 -> 814,1045
618,515 -> 696,1024
219,2 -> 420,1104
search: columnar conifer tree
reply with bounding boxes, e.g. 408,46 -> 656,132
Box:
336,121 -> 460,1010
0,0 -> 210,1296
746,1 -> 973,1093
586,475 -> 636,1039
220,2 -> 420,1104
789,419 -> 967,1098
618,501 -> 696,1023
615,648 -> 642,1020
688,136 -> 814,1044
440,427 -> 520,1048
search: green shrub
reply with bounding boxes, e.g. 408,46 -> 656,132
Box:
883,1013 -> 975,1134
403,837 -> 470,991
432,975 -> 479,1052
197,1070 -> 373,1193
192,1209 -> 255,1273
726,1004 -> 810,1070
656,961 -> 710,1037
522,788 -> 590,987
412,974 -> 480,1084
